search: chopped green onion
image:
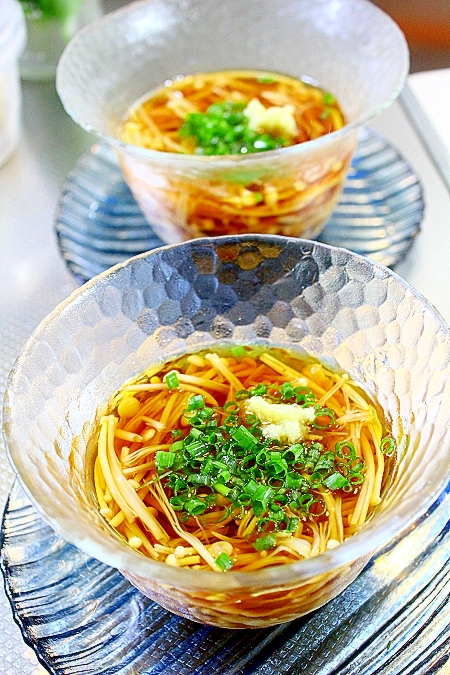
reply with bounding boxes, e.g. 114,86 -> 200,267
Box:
380,437 -> 396,457
171,440 -> 184,452
155,451 -> 177,469
294,387 -> 316,406
252,485 -> 274,516
323,92 -> 335,105
213,482 -> 231,496
165,371 -> 179,390
255,450 -> 269,465
212,459 -> 229,471
215,551 -> 234,570
286,516 -> 299,533
266,458 -> 288,478
323,472 -> 349,490
235,490 -> 252,506
253,533 -> 277,550
230,425 -> 258,450
268,502 -> 284,519
187,473 -> 210,486
245,479 -> 259,495
169,496 -> 184,510
283,443 -> 305,464
257,517 -> 271,532
309,471 -> 324,489
184,498 -> 208,516
217,468 -> 231,483
150,369 -> 371,537
266,385 -> 282,401
179,101 -> 287,156
184,440 -> 207,457
310,497 -> 327,517
336,441 -> 356,461
224,401 -> 240,413
170,476 -> 187,493
348,458 -> 365,473
285,471 -> 304,489
348,473 -> 364,486
296,493 -> 314,511
201,459 -> 213,476
223,414 -> 239,428
303,444 -> 321,471
313,407 -> 336,429
247,424 -> 262,441
314,451 -> 335,472
187,394 -> 205,410
281,382 -> 294,399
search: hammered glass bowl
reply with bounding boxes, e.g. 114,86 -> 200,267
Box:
4,235 -> 450,629
56,0 -> 408,245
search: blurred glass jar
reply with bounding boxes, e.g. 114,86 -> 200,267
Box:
18,0 -> 103,81
0,0 -> 26,168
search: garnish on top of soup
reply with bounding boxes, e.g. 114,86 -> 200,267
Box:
120,70 -> 345,155
92,347 -> 395,572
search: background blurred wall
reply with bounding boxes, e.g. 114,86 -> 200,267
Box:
372,0 -> 450,72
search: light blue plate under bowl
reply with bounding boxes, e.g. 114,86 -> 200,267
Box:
54,127 -> 424,285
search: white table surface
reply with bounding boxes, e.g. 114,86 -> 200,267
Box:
1,70 -> 450,674
402,69 -> 450,192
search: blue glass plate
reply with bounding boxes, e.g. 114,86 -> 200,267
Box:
1,479 -> 449,675
54,128 -> 424,285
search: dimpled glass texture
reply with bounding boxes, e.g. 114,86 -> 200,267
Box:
56,0 -> 408,244
4,235 -> 450,629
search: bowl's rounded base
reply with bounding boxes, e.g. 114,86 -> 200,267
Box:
3,480 -> 450,672
54,128 -> 424,285
117,139 -> 355,246
122,556 -> 370,629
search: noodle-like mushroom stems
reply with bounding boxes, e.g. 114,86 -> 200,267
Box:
204,353 -> 244,390
98,418 -> 135,522
105,415 -> 169,543
152,481 -> 219,570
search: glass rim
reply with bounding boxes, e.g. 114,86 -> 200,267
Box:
55,0 -> 409,166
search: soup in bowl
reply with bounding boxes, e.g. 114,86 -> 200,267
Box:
4,235 -> 450,628
56,0 -> 408,244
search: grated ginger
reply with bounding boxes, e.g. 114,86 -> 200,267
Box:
244,396 -> 315,444
244,98 -> 297,139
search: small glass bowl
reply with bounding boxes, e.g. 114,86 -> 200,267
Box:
4,235 -> 450,628
56,0 -> 409,245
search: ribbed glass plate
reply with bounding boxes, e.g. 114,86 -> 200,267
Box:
1,479 -> 449,675
54,128 -> 424,285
